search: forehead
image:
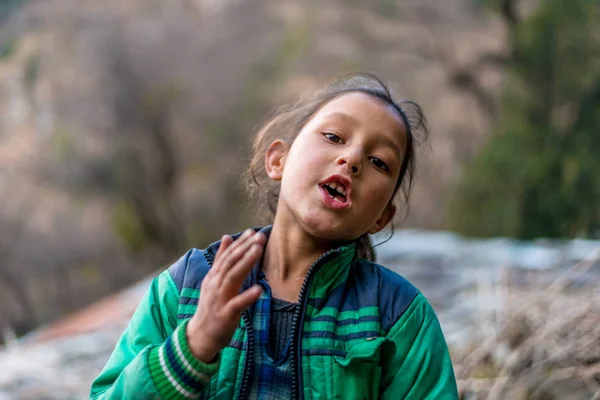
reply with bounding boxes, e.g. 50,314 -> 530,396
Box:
312,92 -> 406,145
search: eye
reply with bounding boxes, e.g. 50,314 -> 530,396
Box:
323,133 -> 343,144
369,157 -> 389,172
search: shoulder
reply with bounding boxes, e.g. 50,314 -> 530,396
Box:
167,245 -> 216,292
166,227 -> 269,293
353,258 -> 426,334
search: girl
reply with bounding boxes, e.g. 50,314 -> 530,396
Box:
90,73 -> 458,399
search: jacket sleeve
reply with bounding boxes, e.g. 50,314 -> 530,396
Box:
90,268 -> 220,399
380,293 -> 458,400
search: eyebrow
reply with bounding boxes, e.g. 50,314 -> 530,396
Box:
323,112 -> 404,155
324,111 -> 358,124
377,136 -> 404,156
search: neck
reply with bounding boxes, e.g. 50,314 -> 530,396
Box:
262,214 -> 339,285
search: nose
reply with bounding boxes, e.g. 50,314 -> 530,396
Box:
336,147 -> 362,175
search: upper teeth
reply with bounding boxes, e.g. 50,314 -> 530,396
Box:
327,182 -> 346,195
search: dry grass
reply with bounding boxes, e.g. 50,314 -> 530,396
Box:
454,248 -> 600,400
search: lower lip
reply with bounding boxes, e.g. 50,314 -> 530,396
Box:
319,186 -> 351,210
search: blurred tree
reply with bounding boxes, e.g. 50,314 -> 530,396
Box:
107,46 -> 185,255
448,0 -> 600,238
0,201 -> 35,341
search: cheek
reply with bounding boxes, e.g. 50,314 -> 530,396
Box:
361,179 -> 394,210
286,144 -> 328,180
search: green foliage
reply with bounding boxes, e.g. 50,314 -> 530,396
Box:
51,127 -> 75,159
449,0 -> 600,239
278,22 -> 310,65
111,200 -> 151,252
141,82 -> 180,116
24,52 -> 40,89
376,0 -> 399,18
0,38 -> 16,59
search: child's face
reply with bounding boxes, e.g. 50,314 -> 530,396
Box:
269,92 -> 406,242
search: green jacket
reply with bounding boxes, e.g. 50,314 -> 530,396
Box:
91,229 -> 458,399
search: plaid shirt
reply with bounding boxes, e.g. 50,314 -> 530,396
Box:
248,274 -> 295,399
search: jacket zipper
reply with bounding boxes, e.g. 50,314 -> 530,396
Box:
207,245 -> 342,400
238,311 -> 255,400
290,249 -> 339,400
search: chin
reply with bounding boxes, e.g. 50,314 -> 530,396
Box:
281,196 -> 359,241
300,210 -> 354,241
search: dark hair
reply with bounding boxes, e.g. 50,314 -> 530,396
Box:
245,73 -> 429,261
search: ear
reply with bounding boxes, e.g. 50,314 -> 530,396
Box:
368,203 -> 396,235
265,140 -> 288,181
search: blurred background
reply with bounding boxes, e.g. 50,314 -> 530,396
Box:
0,0 -> 598,398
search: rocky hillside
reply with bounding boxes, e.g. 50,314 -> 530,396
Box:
0,0 -> 508,334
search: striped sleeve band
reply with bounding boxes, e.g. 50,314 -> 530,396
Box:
148,318 -> 220,399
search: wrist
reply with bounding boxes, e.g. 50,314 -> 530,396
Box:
186,319 -> 220,363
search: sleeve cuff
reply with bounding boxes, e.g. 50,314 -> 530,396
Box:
148,319 -> 220,399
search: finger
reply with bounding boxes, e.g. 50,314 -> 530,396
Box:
222,229 -> 255,257
216,235 -> 233,255
213,235 -> 233,263
208,235 -> 233,276
213,230 -> 252,272
226,284 -> 263,315
223,242 -> 265,286
216,232 -> 265,277
215,231 -> 252,262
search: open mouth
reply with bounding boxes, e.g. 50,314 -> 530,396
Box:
321,181 -> 347,203
318,175 -> 352,209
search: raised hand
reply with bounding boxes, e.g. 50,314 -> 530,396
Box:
186,229 -> 266,362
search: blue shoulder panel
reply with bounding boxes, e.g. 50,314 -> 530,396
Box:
169,226 -> 271,293
307,259 -> 419,334
167,248 -> 211,292
365,261 -> 420,333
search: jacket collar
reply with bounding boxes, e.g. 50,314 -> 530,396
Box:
204,226 -> 357,299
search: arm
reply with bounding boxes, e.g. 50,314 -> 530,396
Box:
380,294 -> 458,400
90,269 -> 220,399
